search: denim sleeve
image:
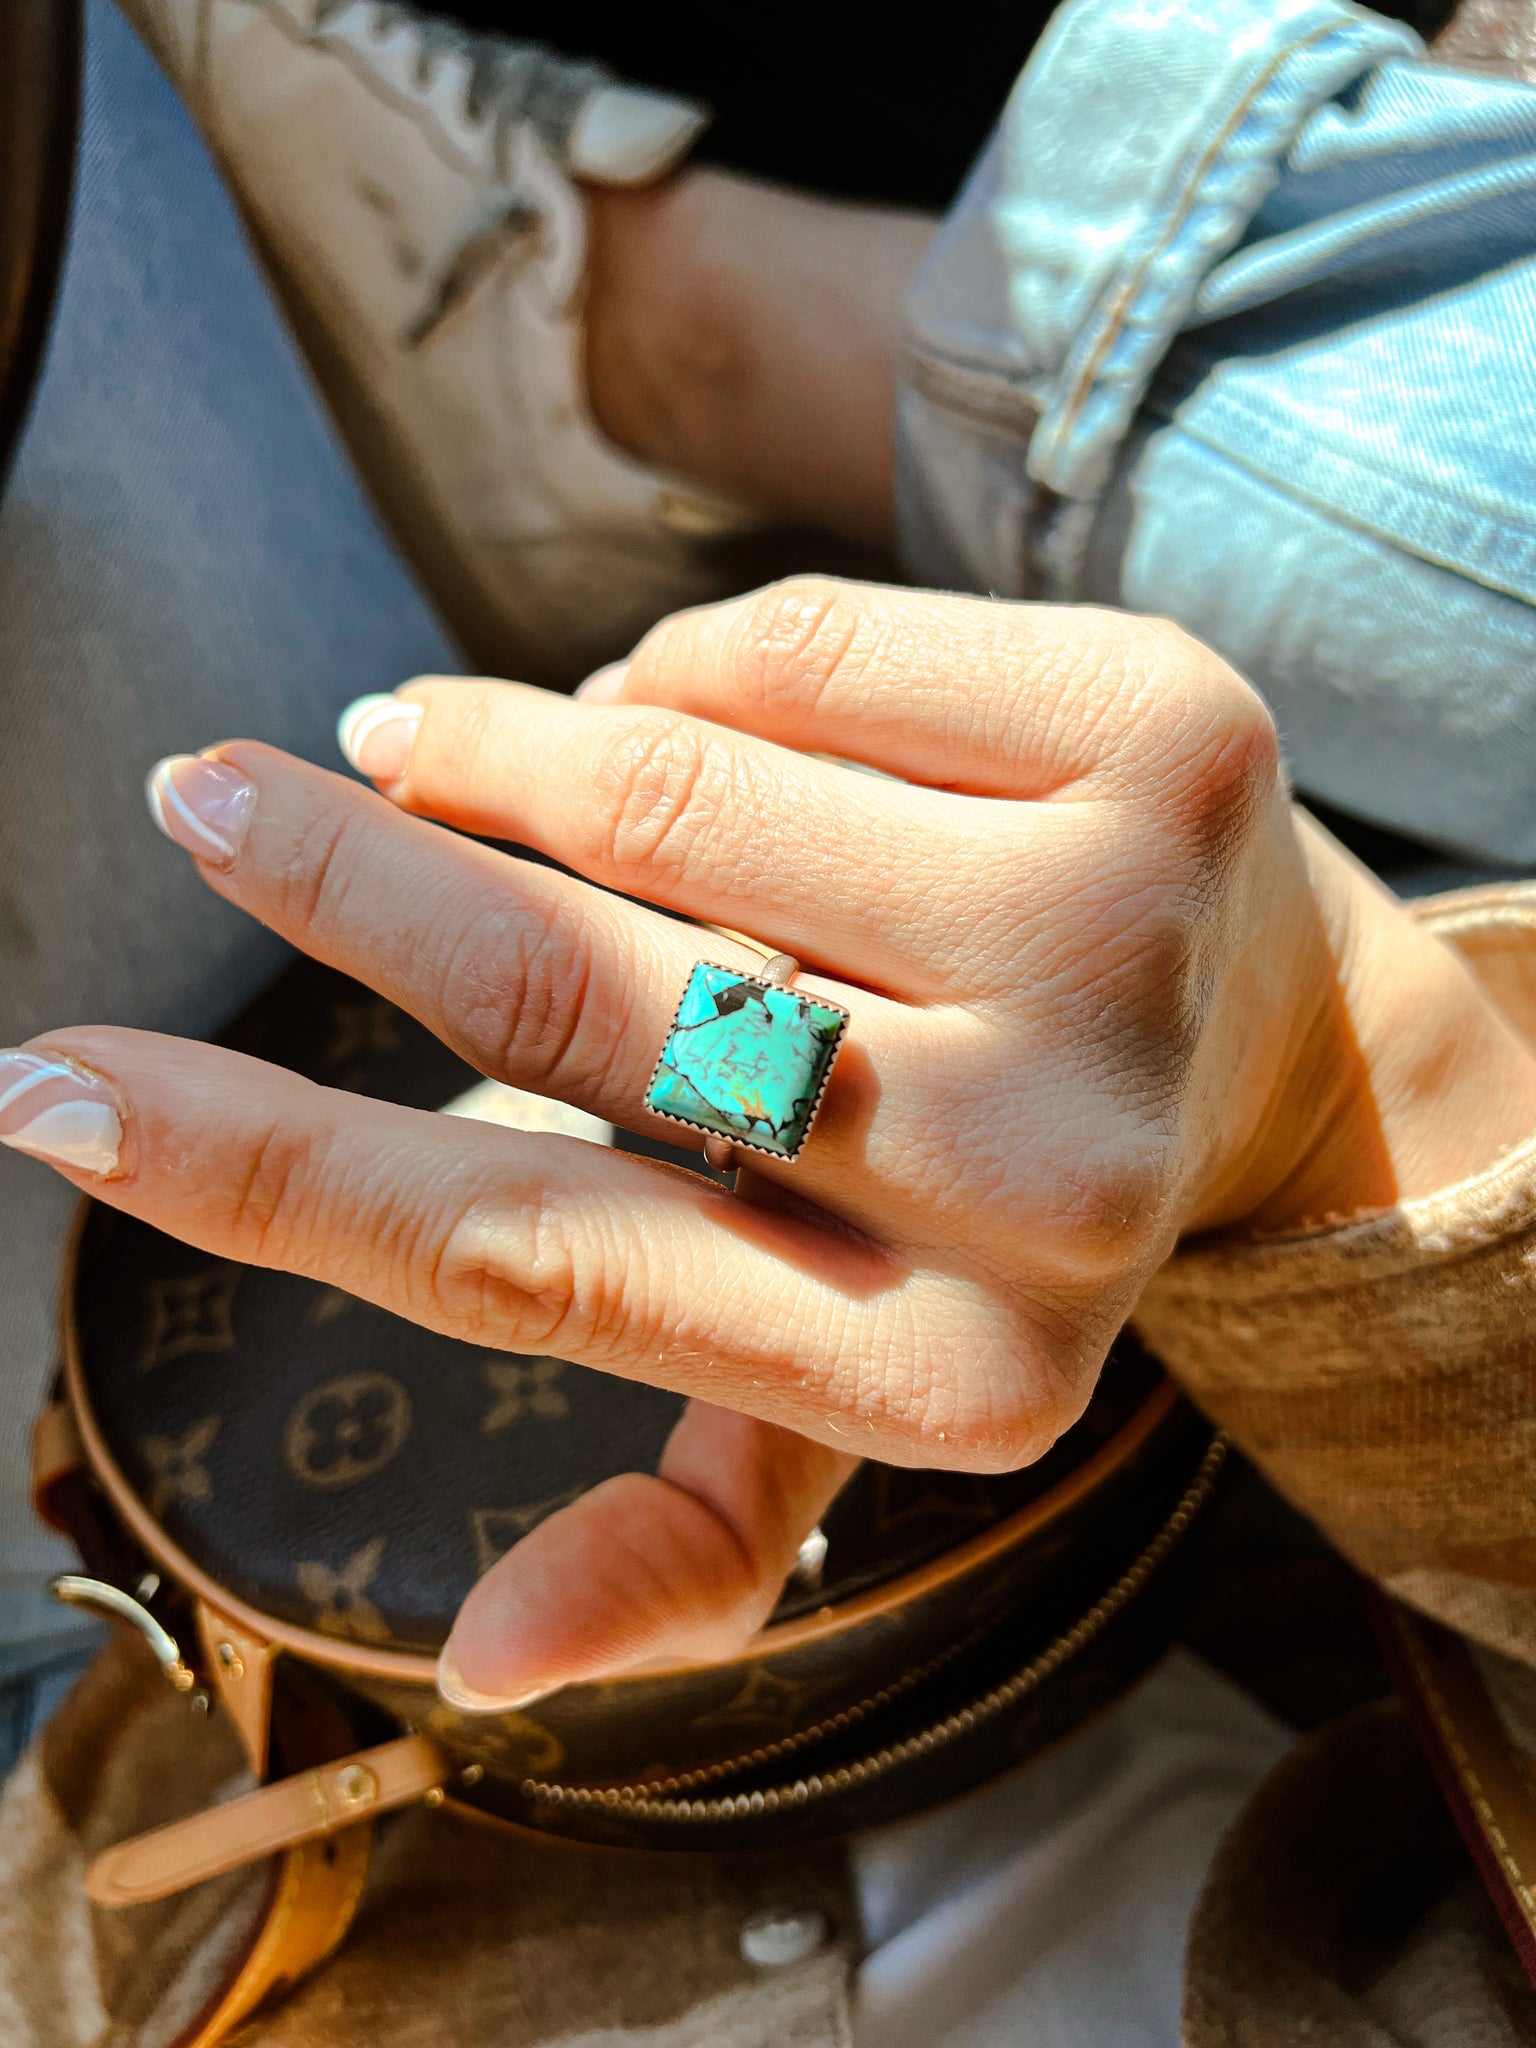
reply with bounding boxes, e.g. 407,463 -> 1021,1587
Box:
897,0 -> 1536,865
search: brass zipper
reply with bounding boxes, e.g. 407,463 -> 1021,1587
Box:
523,1432 -> 1228,1825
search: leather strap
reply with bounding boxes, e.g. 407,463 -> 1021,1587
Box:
30,1398 -> 85,1530
88,1733 -> 449,1907
1378,1598 -> 1536,1986
171,1830 -> 374,2048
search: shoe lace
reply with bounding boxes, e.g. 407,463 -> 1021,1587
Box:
316,0 -> 612,177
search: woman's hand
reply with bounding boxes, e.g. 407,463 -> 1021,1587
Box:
6,580 -> 1534,1707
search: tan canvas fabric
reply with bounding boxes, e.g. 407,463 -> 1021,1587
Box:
0,1631 -> 855,2048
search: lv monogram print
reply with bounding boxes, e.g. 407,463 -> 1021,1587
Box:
138,1416 -> 220,1517
690,1663 -> 842,1737
297,1536 -> 390,1642
481,1357 -> 570,1433
323,996 -> 401,1079
137,1266 -> 240,1372
285,1372 -> 412,1488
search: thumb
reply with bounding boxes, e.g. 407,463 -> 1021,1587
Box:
437,1400 -> 856,1710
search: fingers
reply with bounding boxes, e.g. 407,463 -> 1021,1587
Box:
341,676 -> 1002,991
7,1027 -> 1064,1467
439,1403 -> 856,1705
587,577 -> 1268,801
145,743 -> 920,1186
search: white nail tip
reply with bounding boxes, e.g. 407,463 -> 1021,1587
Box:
144,758 -> 175,842
336,695 -> 422,772
145,758 -> 236,860
0,1099 -> 121,1175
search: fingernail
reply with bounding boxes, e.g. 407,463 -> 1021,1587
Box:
0,1050 -> 123,1176
436,1644 -> 549,1716
146,755 -> 255,868
575,662 -> 629,705
337,695 -> 423,782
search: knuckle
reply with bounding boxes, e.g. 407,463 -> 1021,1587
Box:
897,1371 -> 1080,1476
726,576 -> 868,723
431,1191 -> 625,1356
848,1295 -> 1096,1474
1132,620 -> 1281,824
277,805 -> 370,938
221,1116 -> 324,1268
435,889 -> 602,1095
583,711 -> 731,890
1043,1151 -> 1173,1279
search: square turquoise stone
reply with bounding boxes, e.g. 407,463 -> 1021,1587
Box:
646,963 -> 849,1160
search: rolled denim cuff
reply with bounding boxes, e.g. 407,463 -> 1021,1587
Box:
999,0 -> 1418,504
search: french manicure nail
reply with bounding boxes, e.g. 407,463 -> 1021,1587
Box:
337,694 -> 423,782
0,1050 -> 123,1176
146,755 -> 255,868
436,1644 -> 549,1716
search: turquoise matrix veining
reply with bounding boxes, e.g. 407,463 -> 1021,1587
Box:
646,963 -> 849,1160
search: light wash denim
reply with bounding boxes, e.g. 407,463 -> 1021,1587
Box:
0,0 -> 456,1726
898,0 -> 1536,867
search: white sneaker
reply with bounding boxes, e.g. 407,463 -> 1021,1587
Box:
121,0 -> 760,683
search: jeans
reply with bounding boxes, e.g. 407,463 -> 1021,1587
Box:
898,0 -> 1536,868
0,0 -> 456,1693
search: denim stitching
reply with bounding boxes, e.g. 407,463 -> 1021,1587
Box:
1028,19 -> 1407,503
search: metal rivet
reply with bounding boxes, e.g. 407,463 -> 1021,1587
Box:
460,1763 -> 484,1787
334,1763 -> 379,1809
215,1641 -> 245,1679
740,1908 -> 828,1968
422,1786 -> 445,1807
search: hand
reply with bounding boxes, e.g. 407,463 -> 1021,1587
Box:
6,580 -> 1533,1708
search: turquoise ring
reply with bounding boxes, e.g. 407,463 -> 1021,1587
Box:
645,953 -> 849,1173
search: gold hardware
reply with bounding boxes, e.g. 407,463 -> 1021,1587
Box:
215,1641 -> 245,1679
422,1787 -> 445,1807
333,1763 -> 379,1810
459,1763 -> 484,1787
521,1434 -> 1229,1824
51,1574 -> 205,1703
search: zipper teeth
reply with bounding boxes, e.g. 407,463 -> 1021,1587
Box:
524,1433 -> 1228,1825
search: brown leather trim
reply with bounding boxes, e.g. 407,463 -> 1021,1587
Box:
61,1199 -> 1177,1684
170,1833 -> 374,2048
196,1604 -> 276,1779
1379,1599 -> 1536,1983
30,1398 -> 84,1528
88,1733 -> 447,1907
